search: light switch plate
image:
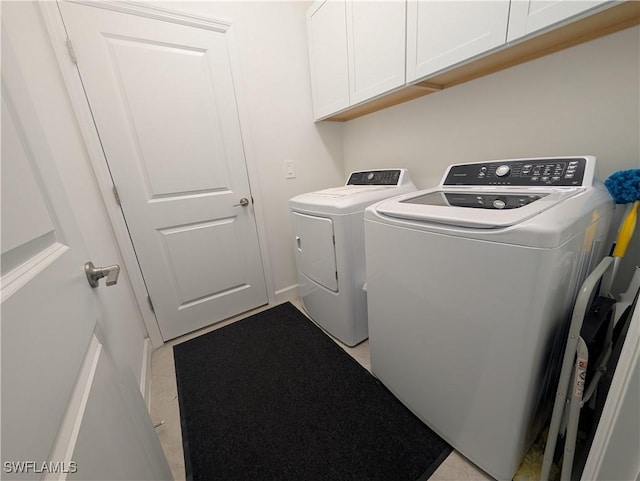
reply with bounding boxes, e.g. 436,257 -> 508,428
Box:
284,160 -> 296,179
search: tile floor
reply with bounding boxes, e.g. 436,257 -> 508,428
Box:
149,299 -> 495,481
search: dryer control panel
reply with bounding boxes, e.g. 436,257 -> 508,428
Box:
347,170 -> 402,186
443,158 -> 587,187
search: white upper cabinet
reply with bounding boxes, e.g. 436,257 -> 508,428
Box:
406,0 -> 511,83
307,0 -> 406,120
507,0 -> 612,42
346,1 -> 406,105
307,0 -> 350,120
307,0 -> 630,121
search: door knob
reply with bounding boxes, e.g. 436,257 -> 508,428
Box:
233,197 -> 250,207
84,261 -> 120,288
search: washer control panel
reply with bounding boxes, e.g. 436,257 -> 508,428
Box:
347,169 -> 402,186
443,158 -> 587,186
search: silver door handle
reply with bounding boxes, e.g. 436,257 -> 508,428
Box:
233,197 -> 249,207
84,261 -> 120,288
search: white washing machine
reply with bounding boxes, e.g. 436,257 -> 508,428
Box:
289,169 -> 415,346
364,156 -> 614,480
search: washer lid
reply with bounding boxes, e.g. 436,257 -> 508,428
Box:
375,188 -> 584,228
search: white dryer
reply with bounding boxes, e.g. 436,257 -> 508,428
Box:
290,169 -> 415,346
364,156 -> 614,480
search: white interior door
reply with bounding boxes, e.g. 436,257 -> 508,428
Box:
1,33 -> 170,481
58,1 -> 268,341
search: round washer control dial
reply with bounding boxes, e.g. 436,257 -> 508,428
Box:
493,199 -> 507,209
495,165 -> 511,177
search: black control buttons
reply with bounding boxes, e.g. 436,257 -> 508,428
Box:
565,160 -> 579,179
347,170 -> 401,185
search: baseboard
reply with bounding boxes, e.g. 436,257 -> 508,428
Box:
274,284 -> 299,305
140,337 -> 152,409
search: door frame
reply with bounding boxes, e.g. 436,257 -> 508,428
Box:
39,0 -> 276,348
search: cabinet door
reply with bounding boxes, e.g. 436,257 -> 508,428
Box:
307,0 -> 350,120
507,0 -> 611,42
406,0 -> 510,82
346,1 -> 406,105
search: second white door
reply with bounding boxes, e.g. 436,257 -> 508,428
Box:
59,1 -> 268,341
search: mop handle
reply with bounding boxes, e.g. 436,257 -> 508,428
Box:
612,200 -> 639,258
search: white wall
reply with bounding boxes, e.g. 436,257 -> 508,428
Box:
343,25 -> 640,293
155,1 -> 345,299
2,2 -> 149,387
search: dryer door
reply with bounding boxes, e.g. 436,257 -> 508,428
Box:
292,211 -> 338,292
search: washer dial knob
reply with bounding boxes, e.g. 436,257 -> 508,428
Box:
493,198 -> 507,209
495,164 -> 511,177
